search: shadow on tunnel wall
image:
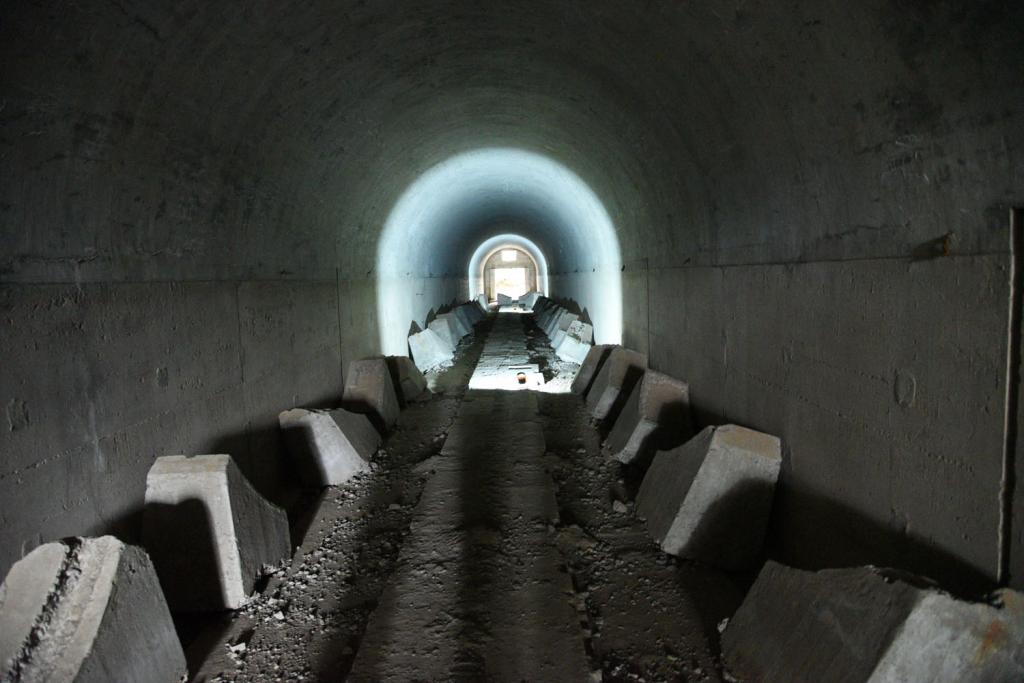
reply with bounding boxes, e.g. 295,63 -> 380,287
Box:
681,397 -> 998,598
764,487 -> 997,599
140,498 -> 232,673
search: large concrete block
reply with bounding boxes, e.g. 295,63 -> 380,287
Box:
542,306 -> 565,337
343,358 -> 401,432
0,536 -> 187,682
571,344 -> 616,395
428,316 -> 459,350
586,347 -> 647,421
279,408 -> 377,486
520,291 -> 540,309
550,312 -> 581,349
408,328 -> 454,372
386,355 -> 430,405
453,305 -> 475,334
461,302 -> 483,324
869,588 -> 1024,682
606,370 -> 693,464
723,561 -> 1024,683
496,292 -> 512,305
443,310 -> 470,339
143,454 -> 291,611
636,425 -> 781,569
555,320 -> 594,364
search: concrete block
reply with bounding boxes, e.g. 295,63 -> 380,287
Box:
428,316 -> 459,350
386,355 -> 430,405
452,305 -> 475,334
496,293 -> 512,305
143,454 -> 291,611
0,536 -> 187,682
542,306 -> 565,337
586,347 -> 647,421
550,311 -> 581,349
279,408 -> 377,486
443,310 -> 470,339
520,292 -> 540,309
869,588 -> 1024,682
475,293 -> 489,313
555,320 -> 594,364
548,309 -> 571,339
723,561 -> 1024,683
571,344 -> 616,395
460,302 -> 482,325
343,358 -> 401,432
606,370 -> 693,464
408,328 -> 454,372
636,425 -> 781,569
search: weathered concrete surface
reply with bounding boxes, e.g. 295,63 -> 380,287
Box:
408,328 -> 455,372
586,348 -> 648,422
476,293 -> 490,312
0,281 -> 342,580
543,307 -> 567,338
349,390 -> 590,680
0,536 -> 186,682
385,355 -> 430,405
571,344 -> 617,396
446,310 -> 471,339
453,305 -> 476,335
143,454 -> 291,611
636,425 -> 781,569
343,358 -> 401,433
461,301 -> 483,324
605,369 -> 693,465
278,408 -> 377,486
428,315 -> 460,350
643,254 -> 1015,591
495,292 -> 512,305
723,561 -> 1024,683
550,311 -> 581,349
555,320 -> 594,364
869,589 -> 1024,682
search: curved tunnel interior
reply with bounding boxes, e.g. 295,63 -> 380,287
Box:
470,235 -> 550,303
1,0 -> 1023,678
377,147 -> 621,354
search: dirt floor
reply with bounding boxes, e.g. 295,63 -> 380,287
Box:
187,308 -> 746,682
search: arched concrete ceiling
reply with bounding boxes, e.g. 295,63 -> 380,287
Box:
4,1 -> 1019,285
376,148 -> 620,353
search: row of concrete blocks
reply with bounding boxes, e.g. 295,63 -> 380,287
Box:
576,346 -> 1024,680
279,355 -> 429,488
0,356 -> 433,681
530,295 -> 595,364
407,298 -> 488,372
573,344 -> 783,571
0,455 -> 291,680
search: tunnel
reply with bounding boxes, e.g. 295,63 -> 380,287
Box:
1,1 -> 1023,680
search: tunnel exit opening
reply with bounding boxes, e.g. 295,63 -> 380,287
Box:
480,244 -> 540,302
376,148 -> 623,357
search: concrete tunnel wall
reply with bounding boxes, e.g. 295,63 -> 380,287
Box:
1,1 -> 1022,591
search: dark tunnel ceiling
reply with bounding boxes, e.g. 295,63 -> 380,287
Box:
0,1 -> 1021,285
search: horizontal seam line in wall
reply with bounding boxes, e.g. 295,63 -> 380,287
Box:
0,277 -> 341,286
629,249 -> 1011,272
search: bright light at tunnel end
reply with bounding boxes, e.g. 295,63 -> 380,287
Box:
375,148 -> 623,356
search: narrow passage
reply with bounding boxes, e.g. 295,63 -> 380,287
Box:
349,313 -> 592,680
